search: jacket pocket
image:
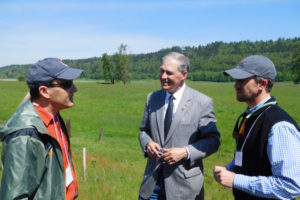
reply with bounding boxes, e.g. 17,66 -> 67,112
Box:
178,165 -> 202,179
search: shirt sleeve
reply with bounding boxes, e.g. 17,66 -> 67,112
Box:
233,121 -> 300,199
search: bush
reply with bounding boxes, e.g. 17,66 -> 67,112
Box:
17,76 -> 25,82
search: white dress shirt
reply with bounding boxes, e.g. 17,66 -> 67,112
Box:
164,83 -> 186,120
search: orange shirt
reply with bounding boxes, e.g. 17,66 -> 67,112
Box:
34,104 -> 77,200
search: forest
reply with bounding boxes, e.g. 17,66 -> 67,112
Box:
0,37 -> 299,82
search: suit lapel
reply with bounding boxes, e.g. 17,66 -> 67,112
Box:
164,86 -> 192,145
156,90 -> 166,145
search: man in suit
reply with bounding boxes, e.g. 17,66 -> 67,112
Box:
138,52 -> 220,200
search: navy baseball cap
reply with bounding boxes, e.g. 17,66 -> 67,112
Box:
26,58 -> 83,88
224,55 -> 277,80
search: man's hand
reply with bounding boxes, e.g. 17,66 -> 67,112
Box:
146,141 -> 162,158
213,166 -> 235,188
162,147 -> 187,165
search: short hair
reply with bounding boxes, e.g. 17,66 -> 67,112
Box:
29,87 -> 40,100
28,81 -> 54,100
255,76 -> 274,93
162,52 -> 190,73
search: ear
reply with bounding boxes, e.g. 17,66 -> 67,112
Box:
182,71 -> 188,80
258,78 -> 268,92
38,86 -> 51,99
260,79 -> 268,87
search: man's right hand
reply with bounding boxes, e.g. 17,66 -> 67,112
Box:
146,141 -> 163,158
213,166 -> 235,188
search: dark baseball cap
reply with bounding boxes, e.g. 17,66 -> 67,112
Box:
26,58 -> 83,88
224,55 -> 277,80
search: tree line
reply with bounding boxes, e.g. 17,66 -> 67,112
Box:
0,37 -> 299,83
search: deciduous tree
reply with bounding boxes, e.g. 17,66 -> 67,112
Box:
101,53 -> 113,83
112,44 -> 131,84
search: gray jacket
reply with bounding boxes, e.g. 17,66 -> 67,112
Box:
138,86 -> 220,200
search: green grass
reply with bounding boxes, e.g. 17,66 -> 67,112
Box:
0,80 -> 299,199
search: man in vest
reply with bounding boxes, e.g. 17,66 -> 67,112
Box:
213,55 -> 300,199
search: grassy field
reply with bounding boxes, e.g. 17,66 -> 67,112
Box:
0,80 -> 299,199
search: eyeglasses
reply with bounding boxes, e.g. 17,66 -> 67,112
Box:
47,80 -> 74,90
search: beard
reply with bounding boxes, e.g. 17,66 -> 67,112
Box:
236,90 -> 260,104
236,94 -> 249,102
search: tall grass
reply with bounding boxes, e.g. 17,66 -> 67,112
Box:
0,80 -> 299,199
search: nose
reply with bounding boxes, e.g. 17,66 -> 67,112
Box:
235,80 -> 243,89
234,81 -> 238,88
161,71 -> 167,79
70,84 -> 78,93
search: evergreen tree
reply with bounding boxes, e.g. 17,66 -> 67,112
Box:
1,37 -> 300,82
291,45 -> 300,84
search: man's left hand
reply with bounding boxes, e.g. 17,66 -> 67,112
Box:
162,147 -> 188,165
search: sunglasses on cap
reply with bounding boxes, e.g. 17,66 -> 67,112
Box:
46,80 -> 74,90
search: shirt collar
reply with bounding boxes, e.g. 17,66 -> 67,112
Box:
33,103 -> 59,127
247,96 -> 271,113
166,83 -> 186,101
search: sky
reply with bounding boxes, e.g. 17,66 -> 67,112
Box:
0,0 -> 299,67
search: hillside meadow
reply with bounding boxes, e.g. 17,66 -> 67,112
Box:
0,80 -> 299,200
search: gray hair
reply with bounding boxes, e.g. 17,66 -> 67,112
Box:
162,52 -> 190,73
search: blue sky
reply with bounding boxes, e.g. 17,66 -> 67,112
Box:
0,0 -> 299,67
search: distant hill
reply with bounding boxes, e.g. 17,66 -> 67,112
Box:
0,64 -> 31,79
1,37 -> 299,82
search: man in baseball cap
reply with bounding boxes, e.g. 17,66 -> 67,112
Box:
0,58 -> 83,199
214,55 -> 300,199
223,55 -> 277,80
26,57 -> 83,87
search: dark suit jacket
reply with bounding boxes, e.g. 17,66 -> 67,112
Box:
138,85 -> 220,200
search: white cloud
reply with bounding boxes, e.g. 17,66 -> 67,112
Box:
0,0 -> 299,67
0,26 -> 192,66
